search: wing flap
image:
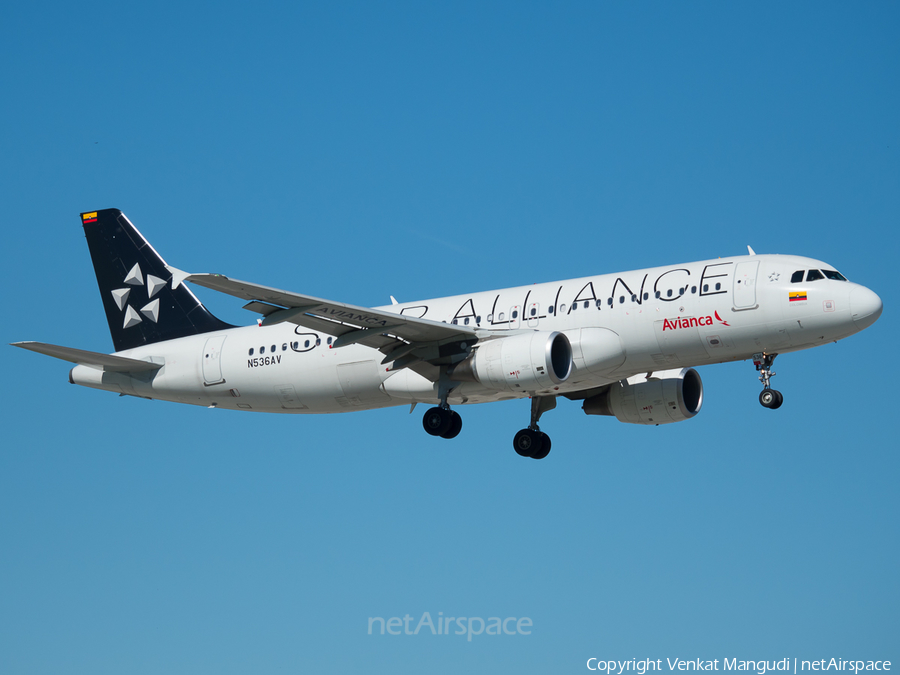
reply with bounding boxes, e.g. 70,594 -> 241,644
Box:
12,342 -> 163,373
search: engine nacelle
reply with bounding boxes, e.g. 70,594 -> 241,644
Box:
563,327 -> 626,377
582,368 -> 703,425
450,331 -> 573,393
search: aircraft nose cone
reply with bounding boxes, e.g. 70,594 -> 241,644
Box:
850,286 -> 883,331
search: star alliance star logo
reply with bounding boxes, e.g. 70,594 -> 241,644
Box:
768,272 -> 780,282
110,263 -> 166,329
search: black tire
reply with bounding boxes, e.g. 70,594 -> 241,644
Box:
771,390 -> 784,409
759,389 -> 778,409
513,429 -> 542,458
531,432 -> 552,460
441,411 -> 463,439
423,407 -> 451,436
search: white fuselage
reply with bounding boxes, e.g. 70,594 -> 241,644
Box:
69,253 -> 880,413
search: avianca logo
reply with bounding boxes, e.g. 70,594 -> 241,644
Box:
662,311 -> 729,332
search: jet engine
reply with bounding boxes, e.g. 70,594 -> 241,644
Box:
449,331 -> 573,392
582,368 -> 703,425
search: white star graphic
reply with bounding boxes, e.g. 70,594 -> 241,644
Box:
112,263 -> 165,328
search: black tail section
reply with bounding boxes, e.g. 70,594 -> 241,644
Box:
81,208 -> 233,352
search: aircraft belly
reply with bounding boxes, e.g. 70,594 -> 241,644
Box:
335,360 -> 392,408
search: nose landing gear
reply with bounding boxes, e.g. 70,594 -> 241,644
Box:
754,353 -> 783,409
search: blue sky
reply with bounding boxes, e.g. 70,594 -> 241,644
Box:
1,2 -> 897,673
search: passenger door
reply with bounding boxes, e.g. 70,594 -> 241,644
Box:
202,335 -> 227,385
733,260 -> 760,310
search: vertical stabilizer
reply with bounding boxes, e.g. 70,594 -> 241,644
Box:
81,208 -> 233,352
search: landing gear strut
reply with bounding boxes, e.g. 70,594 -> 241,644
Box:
754,353 -> 783,410
513,396 -> 556,460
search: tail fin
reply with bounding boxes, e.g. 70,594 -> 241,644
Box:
81,208 -> 233,352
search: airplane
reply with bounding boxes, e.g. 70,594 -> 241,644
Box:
13,209 -> 883,459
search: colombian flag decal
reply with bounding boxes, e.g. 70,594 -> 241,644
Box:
82,212 -> 98,223
789,291 -> 807,302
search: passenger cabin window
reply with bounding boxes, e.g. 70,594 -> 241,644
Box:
806,269 -> 824,282
260,346 -> 265,354
292,333 -> 319,352
248,348 -> 254,356
823,270 -> 847,281
583,301 -> 589,309
791,270 -> 804,283
512,310 -> 518,318
643,293 -> 649,301
530,308 -> 536,316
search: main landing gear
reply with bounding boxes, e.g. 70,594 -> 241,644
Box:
754,353 -> 783,410
513,396 -> 556,460
423,372 -> 463,440
422,406 -> 462,439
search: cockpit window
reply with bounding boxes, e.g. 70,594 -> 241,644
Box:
823,270 -> 847,281
791,270 -> 804,283
806,269 -> 824,282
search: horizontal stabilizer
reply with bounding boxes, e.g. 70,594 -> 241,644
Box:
11,341 -> 163,373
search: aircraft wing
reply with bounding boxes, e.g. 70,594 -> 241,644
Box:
180,272 -> 492,371
11,341 -> 163,373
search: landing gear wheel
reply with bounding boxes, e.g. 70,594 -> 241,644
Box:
513,429 -> 539,457
442,411 -> 462,439
531,432 -> 552,460
771,390 -> 784,409
422,407 -> 452,436
759,389 -> 783,409
513,428 -> 546,458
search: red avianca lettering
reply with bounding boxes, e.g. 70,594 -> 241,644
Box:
663,311 -> 729,331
